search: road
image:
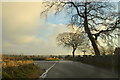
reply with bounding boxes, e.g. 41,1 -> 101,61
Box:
35,60 -> 118,78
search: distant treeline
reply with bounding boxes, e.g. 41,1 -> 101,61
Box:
2,55 -> 63,61
2,55 -> 46,61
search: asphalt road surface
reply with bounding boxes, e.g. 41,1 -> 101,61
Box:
35,60 -> 118,78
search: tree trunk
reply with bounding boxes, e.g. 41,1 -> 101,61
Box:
84,3 -> 100,56
72,48 -> 76,58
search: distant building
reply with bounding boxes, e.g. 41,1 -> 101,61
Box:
114,47 -> 120,55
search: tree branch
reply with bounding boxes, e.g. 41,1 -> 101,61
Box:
92,18 -> 120,40
65,2 -> 85,18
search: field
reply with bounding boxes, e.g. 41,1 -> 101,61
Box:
2,55 -> 41,79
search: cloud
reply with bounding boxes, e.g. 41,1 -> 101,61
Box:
2,2 -> 81,55
3,2 -> 44,44
3,41 -> 13,47
0,2 -> 2,53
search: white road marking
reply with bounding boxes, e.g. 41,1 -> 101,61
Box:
39,61 -> 58,78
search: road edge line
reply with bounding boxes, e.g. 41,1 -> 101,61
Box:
39,61 -> 58,78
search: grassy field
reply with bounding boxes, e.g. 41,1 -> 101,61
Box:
2,63 -> 41,80
2,55 -> 41,80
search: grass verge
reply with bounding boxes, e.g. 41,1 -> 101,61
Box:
2,63 -> 41,80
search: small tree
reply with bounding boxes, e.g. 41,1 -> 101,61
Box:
56,32 -> 85,57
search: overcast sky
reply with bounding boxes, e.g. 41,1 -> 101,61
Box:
2,2 -> 84,55
1,1 -> 119,55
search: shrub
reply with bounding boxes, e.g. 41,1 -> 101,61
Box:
2,64 -> 41,79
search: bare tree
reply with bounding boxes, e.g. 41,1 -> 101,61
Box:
41,1 -> 120,56
56,32 -> 85,57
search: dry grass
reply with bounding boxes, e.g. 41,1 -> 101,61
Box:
2,55 -> 34,68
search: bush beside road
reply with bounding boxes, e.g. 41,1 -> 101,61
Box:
2,55 -> 42,79
2,63 -> 41,80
